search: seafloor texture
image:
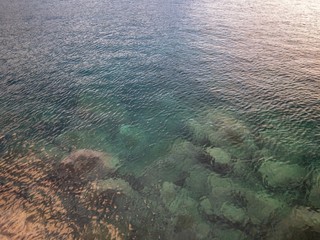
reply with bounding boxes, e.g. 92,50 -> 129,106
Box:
0,0 -> 320,239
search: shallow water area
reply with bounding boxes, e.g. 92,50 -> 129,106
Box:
1,0 -> 320,239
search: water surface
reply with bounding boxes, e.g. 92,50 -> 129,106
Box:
1,0 -> 320,239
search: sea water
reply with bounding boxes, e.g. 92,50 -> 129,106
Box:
0,0 -> 320,239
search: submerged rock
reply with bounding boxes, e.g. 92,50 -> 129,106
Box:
232,160 -> 251,178
200,197 -> 214,215
258,161 -> 308,189
184,166 -> 210,197
160,181 -> 180,206
207,147 -> 231,165
187,119 -> 211,146
206,172 -> 288,229
187,110 -> 257,159
147,140 -> 209,185
159,181 -> 213,239
95,178 -> 135,196
219,202 -> 247,224
207,172 -> 238,200
79,178 -> 136,220
169,192 -> 198,216
205,111 -> 251,147
268,206 -> 320,240
206,173 -> 248,224
169,140 -> 206,170
212,227 -> 247,240
59,149 -> 119,181
309,171 -> 320,208
195,222 -> 212,239
160,181 -> 199,216
206,147 -> 233,175
245,191 -> 287,225
81,222 -> 124,240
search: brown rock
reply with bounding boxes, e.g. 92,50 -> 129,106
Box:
59,149 -> 119,181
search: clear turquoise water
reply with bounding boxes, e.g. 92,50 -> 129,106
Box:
0,0 -> 320,239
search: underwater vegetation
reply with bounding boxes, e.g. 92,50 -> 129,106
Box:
0,108 -> 319,240
2,108 -> 318,239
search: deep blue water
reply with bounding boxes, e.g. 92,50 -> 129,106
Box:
1,0 -> 320,239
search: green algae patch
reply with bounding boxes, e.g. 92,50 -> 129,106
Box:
258,161 -> 308,189
309,171 -> 320,208
206,147 -> 232,165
